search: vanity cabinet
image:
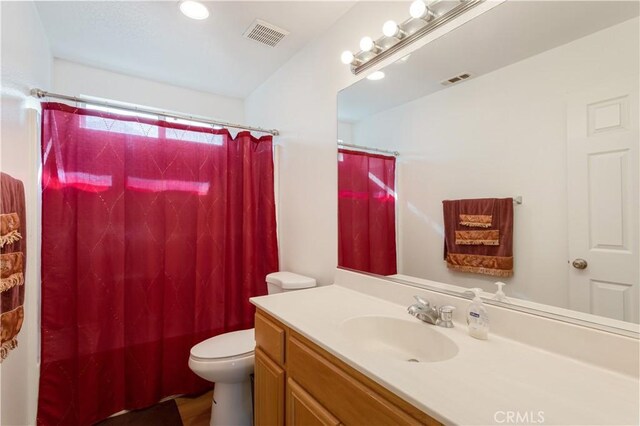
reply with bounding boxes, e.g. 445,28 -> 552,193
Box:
254,309 -> 440,426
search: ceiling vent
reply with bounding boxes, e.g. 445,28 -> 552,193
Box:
243,19 -> 289,47
440,72 -> 472,86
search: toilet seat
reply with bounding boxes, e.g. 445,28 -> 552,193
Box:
190,328 -> 255,362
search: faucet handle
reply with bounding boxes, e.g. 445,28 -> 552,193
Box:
437,305 -> 456,328
413,295 -> 429,307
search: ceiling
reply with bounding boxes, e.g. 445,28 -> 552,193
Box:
35,1 -> 355,99
338,1 -> 640,123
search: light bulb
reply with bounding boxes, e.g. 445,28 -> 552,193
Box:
366,71 -> 385,81
179,0 -> 210,20
340,51 -> 355,65
409,0 -> 427,18
359,36 -> 375,52
382,20 -> 400,37
410,0 -> 434,20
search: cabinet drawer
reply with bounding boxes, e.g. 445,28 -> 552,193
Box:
288,335 -> 427,426
255,311 -> 286,365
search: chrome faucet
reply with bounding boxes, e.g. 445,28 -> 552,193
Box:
408,295 -> 456,328
407,295 -> 439,325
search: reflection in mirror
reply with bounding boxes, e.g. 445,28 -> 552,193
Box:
337,1 -> 640,329
338,148 -> 398,276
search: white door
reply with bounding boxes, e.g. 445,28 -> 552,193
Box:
567,74 -> 639,324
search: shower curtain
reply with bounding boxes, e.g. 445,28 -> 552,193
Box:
338,149 -> 397,276
37,103 -> 279,425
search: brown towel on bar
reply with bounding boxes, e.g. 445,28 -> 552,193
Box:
443,198 -> 513,277
1,173 -> 26,362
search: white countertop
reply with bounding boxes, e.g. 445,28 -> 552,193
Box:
251,284 -> 639,426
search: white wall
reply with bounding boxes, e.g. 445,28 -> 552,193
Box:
0,2 -> 52,425
350,18 -> 639,306
53,59 -> 245,123
337,121 -> 353,145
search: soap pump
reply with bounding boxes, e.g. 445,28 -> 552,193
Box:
466,288 -> 489,340
493,281 -> 509,302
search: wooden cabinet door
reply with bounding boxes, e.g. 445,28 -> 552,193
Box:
255,348 -> 285,426
287,378 -> 341,426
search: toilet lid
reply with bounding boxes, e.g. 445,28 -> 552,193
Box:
190,328 -> 255,360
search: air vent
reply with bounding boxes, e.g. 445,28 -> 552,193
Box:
243,19 -> 289,47
441,72 -> 472,86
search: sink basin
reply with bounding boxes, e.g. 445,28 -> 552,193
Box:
340,316 -> 459,363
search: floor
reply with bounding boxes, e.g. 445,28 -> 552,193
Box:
176,390 -> 213,426
96,390 -> 213,426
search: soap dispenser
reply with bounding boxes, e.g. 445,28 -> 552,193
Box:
493,281 -> 509,302
466,288 -> 489,340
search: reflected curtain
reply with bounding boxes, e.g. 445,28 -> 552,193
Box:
38,102 -> 279,425
338,149 -> 397,276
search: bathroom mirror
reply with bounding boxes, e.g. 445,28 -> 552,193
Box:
337,0 -> 640,334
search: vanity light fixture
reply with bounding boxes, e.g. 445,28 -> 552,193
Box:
179,0 -> 210,20
382,20 -> 406,39
339,0 -> 483,75
359,36 -> 380,53
409,0 -> 435,21
341,51 -> 362,66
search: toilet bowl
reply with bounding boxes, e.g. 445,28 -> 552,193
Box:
188,272 -> 316,426
189,329 -> 255,426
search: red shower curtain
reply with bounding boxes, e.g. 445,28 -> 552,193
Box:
38,103 -> 279,425
338,149 -> 397,276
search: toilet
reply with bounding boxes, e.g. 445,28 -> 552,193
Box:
188,272 -> 317,426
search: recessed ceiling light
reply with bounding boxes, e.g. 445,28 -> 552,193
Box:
179,0 -> 209,20
367,71 -> 385,81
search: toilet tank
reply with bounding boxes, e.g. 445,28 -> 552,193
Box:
266,272 -> 316,294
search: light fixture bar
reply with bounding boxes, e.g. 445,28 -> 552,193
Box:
352,0 -> 484,75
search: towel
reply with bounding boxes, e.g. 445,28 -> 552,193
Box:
1,173 -> 26,362
443,198 -> 513,277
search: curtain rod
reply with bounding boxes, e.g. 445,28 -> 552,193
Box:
338,142 -> 399,157
30,88 -> 279,136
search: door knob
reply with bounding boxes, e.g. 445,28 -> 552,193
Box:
572,258 -> 588,270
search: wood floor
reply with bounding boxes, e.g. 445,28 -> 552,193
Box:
95,390 -> 213,426
176,390 -> 214,426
